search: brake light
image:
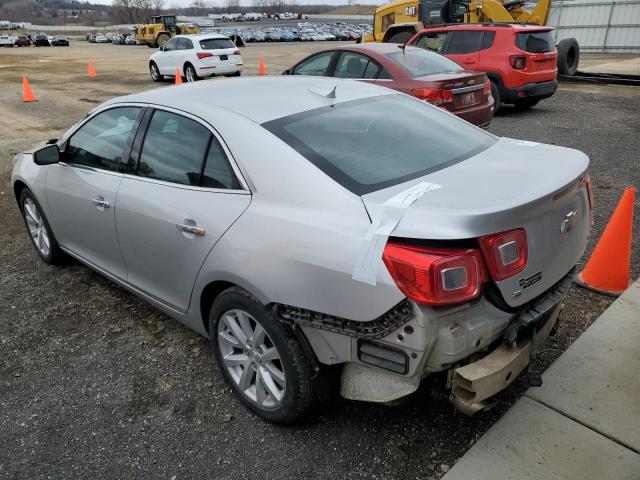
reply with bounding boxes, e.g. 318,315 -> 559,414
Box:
383,243 -> 486,305
412,88 -> 453,106
232,49 -> 241,55
483,80 -> 491,95
197,52 -> 213,59
479,229 -> 528,281
509,55 -> 527,69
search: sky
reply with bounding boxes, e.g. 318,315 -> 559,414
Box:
84,0 -> 384,6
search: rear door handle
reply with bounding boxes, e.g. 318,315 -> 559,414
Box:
176,223 -> 205,237
91,196 -> 110,209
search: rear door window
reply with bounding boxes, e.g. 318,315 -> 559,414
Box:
137,110 -> 210,186
199,38 -> 235,50
516,31 -> 554,53
201,139 -> 240,190
445,31 -> 483,54
480,31 -> 496,50
333,52 -> 370,79
178,37 -> 193,50
292,51 -> 335,76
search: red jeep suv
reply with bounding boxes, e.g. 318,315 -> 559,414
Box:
408,24 -> 558,111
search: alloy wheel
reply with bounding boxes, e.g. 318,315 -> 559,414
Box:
150,63 -> 159,80
217,309 -> 286,409
185,66 -> 195,82
23,198 -> 50,257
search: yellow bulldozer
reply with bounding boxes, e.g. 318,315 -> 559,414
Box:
135,15 -> 199,48
363,0 -> 552,44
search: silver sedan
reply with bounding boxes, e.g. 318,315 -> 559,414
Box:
11,77 -> 591,422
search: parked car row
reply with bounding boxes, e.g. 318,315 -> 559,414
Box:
0,33 -> 69,47
210,22 -> 373,43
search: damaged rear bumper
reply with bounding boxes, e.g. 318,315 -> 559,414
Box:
450,301 -> 563,415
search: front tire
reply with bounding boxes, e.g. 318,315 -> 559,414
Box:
209,287 -> 314,423
149,61 -> 163,82
19,189 -> 65,264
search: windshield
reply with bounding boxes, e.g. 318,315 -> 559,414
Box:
199,38 -> 235,50
516,31 -> 555,53
386,48 -> 463,77
263,95 -> 495,195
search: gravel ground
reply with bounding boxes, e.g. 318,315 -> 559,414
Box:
0,43 -> 639,480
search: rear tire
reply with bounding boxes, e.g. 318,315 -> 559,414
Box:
490,80 -> 501,113
209,287 -> 314,423
19,189 -> 65,265
184,63 -> 199,82
557,38 -> 579,76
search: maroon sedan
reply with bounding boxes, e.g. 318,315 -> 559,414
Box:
14,36 -> 32,47
283,43 -> 494,128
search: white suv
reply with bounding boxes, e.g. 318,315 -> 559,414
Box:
149,34 -> 243,82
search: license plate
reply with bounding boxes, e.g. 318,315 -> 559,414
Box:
460,92 -> 476,107
219,54 -> 228,61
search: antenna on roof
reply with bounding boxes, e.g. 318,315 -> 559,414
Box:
309,84 -> 337,99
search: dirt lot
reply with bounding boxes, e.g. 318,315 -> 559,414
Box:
1,42 -> 639,480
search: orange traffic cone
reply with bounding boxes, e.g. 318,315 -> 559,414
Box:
22,75 -> 36,102
175,67 -> 183,85
258,56 -> 267,76
88,60 -> 96,78
575,187 -> 635,296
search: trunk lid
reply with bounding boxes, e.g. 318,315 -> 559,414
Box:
415,71 -> 488,112
361,137 -> 590,307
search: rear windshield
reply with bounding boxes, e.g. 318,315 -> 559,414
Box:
516,31 -> 555,53
385,48 -> 463,77
263,95 -> 495,195
199,38 -> 235,50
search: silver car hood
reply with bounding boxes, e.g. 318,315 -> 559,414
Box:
362,137 -> 591,307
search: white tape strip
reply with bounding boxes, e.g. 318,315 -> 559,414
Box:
352,181 -> 442,286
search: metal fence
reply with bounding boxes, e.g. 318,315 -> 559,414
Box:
548,0 -> 640,52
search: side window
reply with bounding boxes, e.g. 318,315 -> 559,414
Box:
66,107 -> 140,172
480,31 -> 496,50
201,138 -> 240,189
363,59 -> 382,79
292,52 -> 334,76
333,52 -> 370,79
178,38 -> 193,50
415,32 -> 448,53
164,37 -> 178,51
137,110 -> 210,186
445,31 -> 483,54
381,13 -> 395,32
377,68 -> 392,80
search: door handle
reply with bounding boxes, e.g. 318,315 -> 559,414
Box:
91,197 -> 110,209
176,223 -> 205,237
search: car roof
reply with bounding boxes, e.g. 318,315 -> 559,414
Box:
421,23 -> 553,32
333,42 -> 421,54
174,33 -> 229,40
104,76 -> 394,124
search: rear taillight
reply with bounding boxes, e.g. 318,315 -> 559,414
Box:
483,80 -> 491,95
509,55 -> 527,69
232,49 -> 241,55
479,228 -> 528,281
197,52 -> 213,59
412,88 -> 453,106
383,243 -> 486,305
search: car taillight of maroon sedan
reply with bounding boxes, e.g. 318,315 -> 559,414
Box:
283,43 -> 494,128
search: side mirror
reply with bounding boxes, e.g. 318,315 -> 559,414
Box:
282,68 -> 291,75
34,144 -> 60,165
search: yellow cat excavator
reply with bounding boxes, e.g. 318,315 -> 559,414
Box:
362,0 -> 579,74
